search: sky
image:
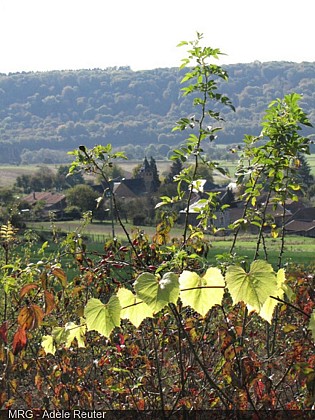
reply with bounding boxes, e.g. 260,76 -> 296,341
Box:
0,0 -> 314,74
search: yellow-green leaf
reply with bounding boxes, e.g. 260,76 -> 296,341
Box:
84,296 -> 121,338
134,272 -> 179,314
117,288 -> 153,328
63,321 -> 86,348
52,326 -> 66,344
225,260 -> 277,313
45,319 -> 86,352
260,268 -> 286,323
41,335 -> 56,355
179,267 -> 225,316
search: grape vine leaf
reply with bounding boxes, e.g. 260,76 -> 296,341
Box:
63,321 -> 86,348
84,296 -> 121,338
42,335 -> 56,355
41,320 -> 86,355
260,268 -> 286,323
18,304 -> 44,330
134,272 -> 179,313
225,260 -> 277,313
52,267 -> 67,288
179,267 -> 225,316
12,326 -> 27,355
117,288 -> 153,328
44,290 -> 56,315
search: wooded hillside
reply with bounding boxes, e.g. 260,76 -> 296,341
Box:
0,61 -> 314,163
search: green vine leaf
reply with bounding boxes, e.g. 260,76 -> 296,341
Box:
62,321 -> 86,348
117,288 -> 153,327
84,296 -> 121,338
41,335 -> 56,355
225,260 -> 277,313
41,320 -> 86,355
134,272 -> 179,314
179,267 -> 225,316
260,268 -> 286,323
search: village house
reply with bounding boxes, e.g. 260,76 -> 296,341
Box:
285,207 -> 315,237
21,191 -> 67,219
178,181 -> 236,230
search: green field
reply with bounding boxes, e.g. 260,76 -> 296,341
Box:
0,164 -> 59,188
0,153 -> 314,188
25,220 -> 315,268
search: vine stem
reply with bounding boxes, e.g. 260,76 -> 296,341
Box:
182,64 -> 208,246
230,161 -> 268,255
149,318 -> 166,415
253,187 -> 272,261
79,147 -> 146,268
277,169 -> 291,270
270,296 -> 311,318
169,303 -> 232,408
220,306 -> 260,414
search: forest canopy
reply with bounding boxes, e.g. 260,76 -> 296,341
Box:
0,61 -> 315,163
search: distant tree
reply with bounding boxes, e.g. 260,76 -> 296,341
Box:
187,162 -> 215,185
149,156 -> 161,192
37,167 -> 55,190
132,163 -> 143,179
0,187 -> 15,205
165,159 -> 183,184
15,167 -> 56,193
102,163 -> 125,181
66,184 -> 98,213
296,153 -> 314,189
143,157 -> 150,172
145,144 -> 157,157
0,187 -> 20,224
15,174 -> 32,193
157,144 -> 171,158
55,165 -> 85,190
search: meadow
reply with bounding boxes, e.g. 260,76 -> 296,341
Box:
1,153 -> 314,188
2,43 -> 315,411
26,219 -> 315,268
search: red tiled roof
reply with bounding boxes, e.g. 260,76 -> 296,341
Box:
23,192 -> 66,205
285,220 -> 315,232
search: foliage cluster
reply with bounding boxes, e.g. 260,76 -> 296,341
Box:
15,166 -> 84,194
0,34 -> 315,414
1,60 -> 315,164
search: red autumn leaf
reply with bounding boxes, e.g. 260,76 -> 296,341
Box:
18,304 -> 44,330
254,379 -> 265,400
19,283 -> 39,298
40,271 -> 48,290
52,267 -> 67,287
119,246 -> 129,252
137,399 -> 145,410
12,326 -> 27,355
44,290 -> 55,315
0,321 -> 8,344
118,333 -> 125,346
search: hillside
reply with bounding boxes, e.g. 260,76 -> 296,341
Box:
0,62 -> 315,163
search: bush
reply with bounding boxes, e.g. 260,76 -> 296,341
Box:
1,33 -> 315,413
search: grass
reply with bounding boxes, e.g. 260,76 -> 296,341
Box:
0,164 -> 60,188
307,154 -> 315,176
1,154 -> 314,188
25,220 -> 315,268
